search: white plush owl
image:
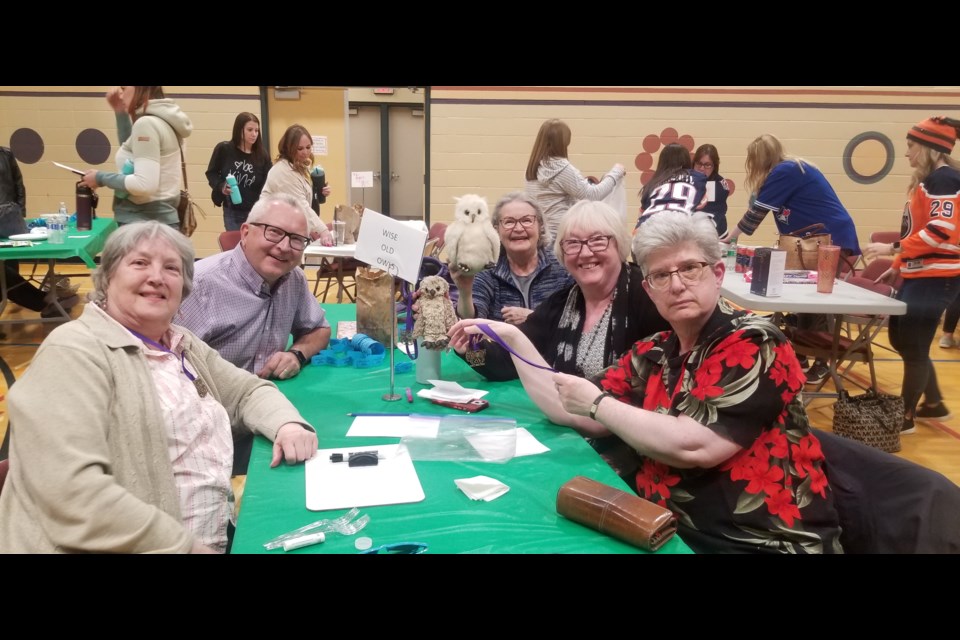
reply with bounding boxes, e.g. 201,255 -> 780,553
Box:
444,194 -> 501,275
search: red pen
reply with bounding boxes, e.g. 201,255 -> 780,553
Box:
405,387 -> 413,403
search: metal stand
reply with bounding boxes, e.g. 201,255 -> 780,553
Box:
382,277 -> 402,401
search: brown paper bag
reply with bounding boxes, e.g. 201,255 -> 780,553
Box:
356,267 -> 396,345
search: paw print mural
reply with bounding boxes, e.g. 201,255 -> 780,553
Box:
635,127 -> 736,197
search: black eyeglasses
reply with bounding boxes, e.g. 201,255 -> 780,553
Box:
498,216 -> 537,230
560,235 -> 613,256
644,261 -> 711,290
360,541 -> 428,554
249,223 -> 310,251
694,161 -> 714,171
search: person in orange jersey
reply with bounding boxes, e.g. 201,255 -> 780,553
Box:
863,116 -> 960,434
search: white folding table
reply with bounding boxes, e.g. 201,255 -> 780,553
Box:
720,276 -> 906,397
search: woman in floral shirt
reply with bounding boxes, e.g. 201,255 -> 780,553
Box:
449,210 -> 842,553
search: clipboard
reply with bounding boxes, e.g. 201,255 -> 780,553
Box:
305,444 -> 425,511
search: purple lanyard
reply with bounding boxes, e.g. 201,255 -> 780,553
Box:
475,323 -> 557,372
127,328 -> 200,385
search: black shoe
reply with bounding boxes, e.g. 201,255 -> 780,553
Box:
901,417 -> 916,434
798,357 -> 812,373
915,402 -> 951,421
805,362 -> 830,385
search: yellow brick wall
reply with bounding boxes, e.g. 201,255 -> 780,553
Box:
428,86 -> 960,250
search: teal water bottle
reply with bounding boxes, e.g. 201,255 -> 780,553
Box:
226,173 -> 242,205
116,159 -> 134,200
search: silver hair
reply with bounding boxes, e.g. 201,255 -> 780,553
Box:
491,192 -> 548,249
246,192 -> 311,228
553,200 -> 631,263
631,210 -> 721,275
91,222 -> 195,304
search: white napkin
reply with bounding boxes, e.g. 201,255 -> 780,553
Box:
417,379 -> 489,402
454,475 -> 510,502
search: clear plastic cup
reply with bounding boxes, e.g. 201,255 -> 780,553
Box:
333,220 -> 346,246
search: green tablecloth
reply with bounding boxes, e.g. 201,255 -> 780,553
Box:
0,217 -> 117,268
231,305 -> 692,554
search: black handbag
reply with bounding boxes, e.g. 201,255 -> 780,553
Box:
0,202 -> 28,238
832,389 -> 903,453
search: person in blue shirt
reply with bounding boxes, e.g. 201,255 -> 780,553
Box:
452,192 -> 572,325
636,143 -> 707,229
692,144 -> 731,236
722,133 -> 861,385
722,133 -> 860,257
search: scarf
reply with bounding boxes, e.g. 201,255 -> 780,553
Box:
553,262 -> 634,375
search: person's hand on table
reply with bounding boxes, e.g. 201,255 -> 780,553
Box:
501,306 -> 532,325
553,372 -> 603,417
271,423 -> 318,467
311,229 -> 334,247
257,351 -> 301,380
863,241 -> 895,261
81,170 -> 99,190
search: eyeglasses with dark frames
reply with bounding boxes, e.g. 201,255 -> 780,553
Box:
644,261 -> 712,290
498,216 -> 537,230
359,541 -> 428,554
559,235 -> 613,256
249,223 -> 310,251
694,161 -> 714,171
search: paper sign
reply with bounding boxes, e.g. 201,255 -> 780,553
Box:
351,171 -> 374,188
706,181 -> 716,202
354,209 -> 427,284
312,136 -> 327,156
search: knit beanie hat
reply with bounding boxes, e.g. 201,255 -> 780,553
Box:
907,116 -> 960,154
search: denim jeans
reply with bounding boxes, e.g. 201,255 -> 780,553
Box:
223,204 -> 250,231
889,275 -> 960,414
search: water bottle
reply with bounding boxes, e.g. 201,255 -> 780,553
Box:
225,173 -> 242,205
116,159 -> 134,200
76,182 -> 94,231
311,166 -> 326,205
725,238 -> 738,271
58,202 -> 67,216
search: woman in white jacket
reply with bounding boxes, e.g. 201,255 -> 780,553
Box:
524,119 -> 625,244
82,86 -> 193,228
259,124 -> 333,245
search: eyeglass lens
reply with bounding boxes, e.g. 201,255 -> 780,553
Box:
561,235 -> 609,255
256,223 -> 307,250
500,217 -> 535,229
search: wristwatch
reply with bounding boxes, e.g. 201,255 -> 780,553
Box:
892,241 -> 902,255
589,392 -> 612,421
288,349 -> 307,368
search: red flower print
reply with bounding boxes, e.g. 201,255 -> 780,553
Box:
765,488 -> 802,527
773,343 -> 806,390
691,359 -> 724,400
767,430 -> 789,459
644,372 -> 670,411
742,459 -> 784,496
790,434 -> 824,478
600,365 -> 631,397
634,340 -> 656,355
636,460 -> 681,505
808,466 -> 829,498
723,448 -> 762,480
715,335 -> 759,369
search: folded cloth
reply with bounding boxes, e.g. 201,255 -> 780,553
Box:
556,476 -> 678,552
455,475 -> 510,501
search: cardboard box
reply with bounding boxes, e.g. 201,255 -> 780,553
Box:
750,248 -> 786,297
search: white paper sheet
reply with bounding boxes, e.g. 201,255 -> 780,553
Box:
346,415 -> 441,438
515,428 -> 550,457
305,444 -> 425,511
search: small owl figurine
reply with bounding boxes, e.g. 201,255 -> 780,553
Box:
444,194 -> 501,275
412,275 -> 458,349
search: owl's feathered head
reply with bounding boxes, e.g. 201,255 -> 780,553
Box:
418,275 -> 449,299
454,194 -> 489,223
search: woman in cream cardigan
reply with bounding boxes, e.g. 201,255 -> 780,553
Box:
259,123 -> 334,245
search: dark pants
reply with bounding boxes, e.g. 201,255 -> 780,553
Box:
889,276 -> 960,414
3,260 -> 46,311
223,204 -> 251,231
943,289 -> 960,334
